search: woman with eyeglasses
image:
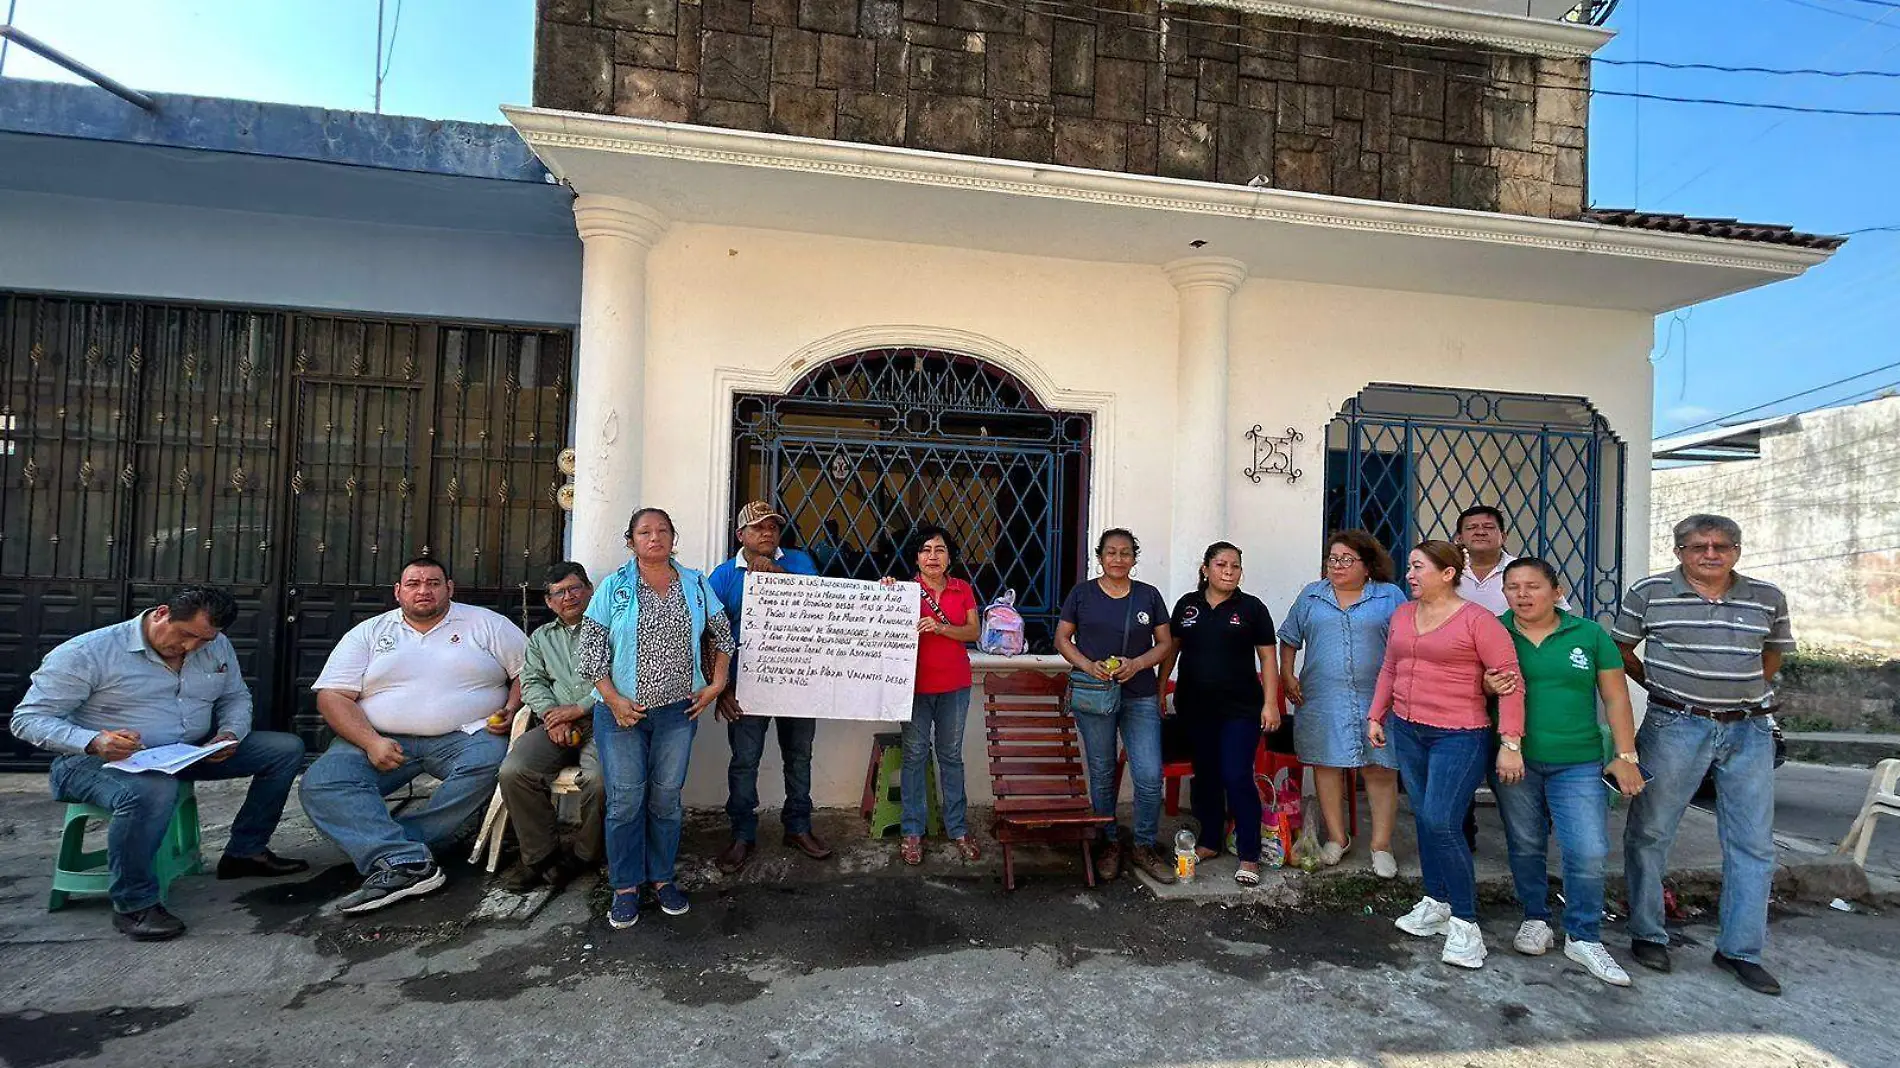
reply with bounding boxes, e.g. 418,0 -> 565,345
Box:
1278,529 -> 1408,878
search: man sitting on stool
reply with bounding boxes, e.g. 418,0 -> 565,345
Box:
299,557 -> 526,914
10,586 -> 308,941
496,562 -> 607,893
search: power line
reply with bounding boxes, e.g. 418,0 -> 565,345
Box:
1665,360 -> 1900,435
1595,57 -> 1900,77
1591,88 -> 1900,116
1771,0 -> 1900,28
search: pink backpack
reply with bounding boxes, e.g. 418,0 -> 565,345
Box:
978,590 -> 1026,656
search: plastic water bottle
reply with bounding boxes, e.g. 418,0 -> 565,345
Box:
1173,828 -> 1198,881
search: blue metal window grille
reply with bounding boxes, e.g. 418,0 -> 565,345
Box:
731,349 -> 1092,651
1323,383 -> 1627,621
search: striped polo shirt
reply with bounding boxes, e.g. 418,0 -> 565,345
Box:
1611,568 -> 1796,709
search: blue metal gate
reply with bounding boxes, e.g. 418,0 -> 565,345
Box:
731,349 -> 1091,650
1323,383 -> 1627,621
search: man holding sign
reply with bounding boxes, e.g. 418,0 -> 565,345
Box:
707,500 -> 833,873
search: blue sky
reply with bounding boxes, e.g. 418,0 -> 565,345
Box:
3,0 -> 1895,438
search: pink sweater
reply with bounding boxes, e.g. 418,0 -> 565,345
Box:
1369,601 -> 1525,736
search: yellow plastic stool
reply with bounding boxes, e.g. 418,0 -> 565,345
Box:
49,780 -> 203,910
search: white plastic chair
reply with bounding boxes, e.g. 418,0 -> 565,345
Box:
1837,759 -> 1900,868
469,710 -> 588,873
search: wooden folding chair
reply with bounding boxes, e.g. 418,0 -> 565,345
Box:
985,670 -> 1114,891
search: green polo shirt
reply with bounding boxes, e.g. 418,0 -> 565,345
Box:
1501,610 -> 1622,766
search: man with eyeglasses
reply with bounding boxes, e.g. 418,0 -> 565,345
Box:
1613,514 -> 1795,996
495,562 -> 609,893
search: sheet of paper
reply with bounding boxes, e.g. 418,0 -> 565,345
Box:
105,738 -> 237,774
737,573 -> 920,722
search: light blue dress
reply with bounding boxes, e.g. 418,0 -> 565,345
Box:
1279,579 -> 1407,769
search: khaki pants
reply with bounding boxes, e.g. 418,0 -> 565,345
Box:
497,723 -> 604,866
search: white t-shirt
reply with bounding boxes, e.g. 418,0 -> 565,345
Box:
313,603 -> 528,737
1461,552 -> 1573,616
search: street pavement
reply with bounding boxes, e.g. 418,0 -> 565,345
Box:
0,770 -> 1894,1068
1732,761 -> 1898,877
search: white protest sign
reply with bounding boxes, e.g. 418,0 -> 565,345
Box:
736,572 -> 919,721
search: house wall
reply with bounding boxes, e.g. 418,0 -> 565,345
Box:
1651,396 -> 1900,655
534,0 -> 1589,216
0,190 -> 582,326
616,223 -> 1655,809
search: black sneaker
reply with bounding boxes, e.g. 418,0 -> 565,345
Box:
1630,939 -> 1672,973
333,859 -> 446,915
1713,951 -> 1782,996
112,903 -> 187,942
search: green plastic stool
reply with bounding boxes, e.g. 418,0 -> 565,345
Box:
49,779 -> 204,911
866,731 -> 943,839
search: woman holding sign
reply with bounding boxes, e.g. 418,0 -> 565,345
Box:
885,525 -> 984,866
580,507 -> 734,931
1055,528 -> 1177,885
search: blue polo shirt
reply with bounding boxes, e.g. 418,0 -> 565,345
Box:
707,547 -> 819,641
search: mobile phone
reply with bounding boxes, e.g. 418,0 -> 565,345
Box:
1603,762 -> 1654,792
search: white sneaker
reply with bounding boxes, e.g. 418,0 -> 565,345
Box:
1319,840 -> 1346,867
1371,850 -> 1398,879
1441,917 -> 1487,970
1395,896 -> 1451,937
1564,939 -> 1633,987
1513,919 -> 1554,956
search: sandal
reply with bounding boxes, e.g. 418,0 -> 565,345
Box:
1235,863 -> 1262,886
954,835 -> 982,862
1194,846 -> 1221,861
900,835 -> 924,866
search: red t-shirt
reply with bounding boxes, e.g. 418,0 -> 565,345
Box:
914,576 -> 977,695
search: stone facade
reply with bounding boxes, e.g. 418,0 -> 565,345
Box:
533,0 -> 1589,218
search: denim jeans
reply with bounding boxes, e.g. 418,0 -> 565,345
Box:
299,729 -> 506,874
1074,693 -> 1163,847
51,731 -> 306,912
725,714 -> 817,841
1389,716 -> 1493,922
902,687 -> 972,839
1497,758 -> 1610,941
1625,707 -> 1777,962
1188,716 -> 1263,862
595,700 -> 697,889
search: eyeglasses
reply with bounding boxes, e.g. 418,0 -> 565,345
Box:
545,585 -> 588,600
1678,542 -> 1739,555
1324,555 -> 1362,567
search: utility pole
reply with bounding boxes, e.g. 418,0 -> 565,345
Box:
373,0 -> 384,114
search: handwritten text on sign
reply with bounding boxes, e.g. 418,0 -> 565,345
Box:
737,573 -> 919,721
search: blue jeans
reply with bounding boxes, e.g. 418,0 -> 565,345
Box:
1189,716 -> 1263,862
1625,707 -> 1777,962
1074,693 -> 1163,847
595,700 -> 696,889
902,687 -> 972,839
1497,759 -> 1611,941
299,729 -> 506,873
725,713 -> 816,841
1390,716 -> 1493,922
51,731 -> 306,912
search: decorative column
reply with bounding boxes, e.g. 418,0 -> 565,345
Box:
1164,256 -> 1248,595
570,194 -> 668,576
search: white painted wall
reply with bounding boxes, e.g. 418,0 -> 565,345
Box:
589,222 -> 1656,814
1651,396 -> 1900,654
0,190 -> 581,325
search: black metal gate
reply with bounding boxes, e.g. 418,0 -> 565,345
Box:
0,292 -> 572,767
1323,383 -> 1627,620
730,349 -> 1091,651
